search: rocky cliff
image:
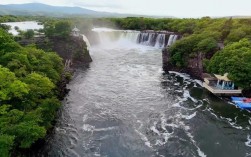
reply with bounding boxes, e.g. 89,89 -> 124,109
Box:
19,35 -> 92,66
162,48 -> 210,79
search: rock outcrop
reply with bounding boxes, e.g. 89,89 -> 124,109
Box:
19,35 -> 92,66
162,48 -> 204,79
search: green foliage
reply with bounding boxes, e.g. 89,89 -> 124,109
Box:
23,73 -> 55,98
39,98 -> 61,128
0,66 -> 29,100
195,37 -> 218,54
111,17 -> 251,86
208,39 -> 251,88
0,134 -> 14,157
9,121 -> 46,148
0,29 -> 21,55
0,23 -> 64,156
65,71 -> 72,81
169,33 -> 217,67
55,21 -> 71,37
0,15 -> 27,23
44,20 -> 72,38
0,24 -> 11,31
24,29 -> 35,39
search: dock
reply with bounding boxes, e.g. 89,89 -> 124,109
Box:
203,73 -> 242,96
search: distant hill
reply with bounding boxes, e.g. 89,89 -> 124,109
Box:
0,3 -> 114,17
0,3 -> 174,18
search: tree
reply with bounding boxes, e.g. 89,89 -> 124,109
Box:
0,24 -> 11,31
195,37 -> 218,54
208,39 -> 251,88
23,73 -> 55,99
9,121 -> 46,148
0,66 -> 29,101
54,21 -> 72,38
0,134 -> 14,157
0,22 -> 64,156
0,28 -> 21,55
24,29 -> 35,39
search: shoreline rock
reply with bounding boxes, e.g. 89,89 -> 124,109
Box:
162,48 -> 204,80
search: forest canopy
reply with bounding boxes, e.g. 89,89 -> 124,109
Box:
0,27 -> 63,156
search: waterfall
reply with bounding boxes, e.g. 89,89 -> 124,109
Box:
155,34 -> 166,48
167,34 -> 178,47
172,35 -> 178,44
91,28 -> 179,49
167,35 -> 174,46
137,32 -> 179,48
92,28 -> 140,46
81,34 -> 91,50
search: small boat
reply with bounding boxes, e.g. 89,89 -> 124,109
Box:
231,97 -> 251,109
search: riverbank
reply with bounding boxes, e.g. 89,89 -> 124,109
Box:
14,35 -> 92,156
29,34 -> 251,157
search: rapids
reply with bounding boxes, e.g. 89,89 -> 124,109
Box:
33,28 -> 251,157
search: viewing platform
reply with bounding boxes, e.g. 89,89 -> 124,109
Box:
203,73 -> 242,96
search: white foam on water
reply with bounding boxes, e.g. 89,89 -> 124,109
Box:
183,90 -> 198,103
169,71 -> 191,81
66,148 -> 81,157
94,126 -> 117,132
169,71 -> 203,88
219,116 -> 244,130
190,104 -> 203,111
165,123 -> 179,128
83,124 -> 95,132
245,135 -> 251,147
172,102 -> 181,108
174,83 -> 180,86
155,140 -> 166,146
246,153 -> 251,157
82,115 -> 88,122
206,108 -> 220,119
150,122 -> 161,136
183,112 -> 197,120
160,114 -> 167,131
186,132 -> 207,157
172,101 -> 203,111
55,127 -> 67,134
83,123 -> 118,132
158,68 -> 164,74
135,129 -> 152,148
94,152 -> 101,156
194,79 -> 203,87
151,117 -> 174,146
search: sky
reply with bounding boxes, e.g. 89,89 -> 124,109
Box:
1,0 -> 251,18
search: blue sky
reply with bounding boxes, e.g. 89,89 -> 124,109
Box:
1,0 -> 251,17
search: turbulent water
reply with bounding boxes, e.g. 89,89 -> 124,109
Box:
34,28 -> 251,157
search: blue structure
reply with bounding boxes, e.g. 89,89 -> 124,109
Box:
215,73 -> 235,90
231,97 -> 251,109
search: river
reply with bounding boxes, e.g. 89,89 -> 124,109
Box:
34,28 -> 251,157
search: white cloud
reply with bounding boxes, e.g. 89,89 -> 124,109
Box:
1,0 -> 251,17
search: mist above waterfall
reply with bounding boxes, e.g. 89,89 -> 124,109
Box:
91,27 -> 141,49
90,27 -> 180,50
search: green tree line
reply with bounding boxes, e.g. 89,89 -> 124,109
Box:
111,17 -> 251,89
0,27 -> 64,156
